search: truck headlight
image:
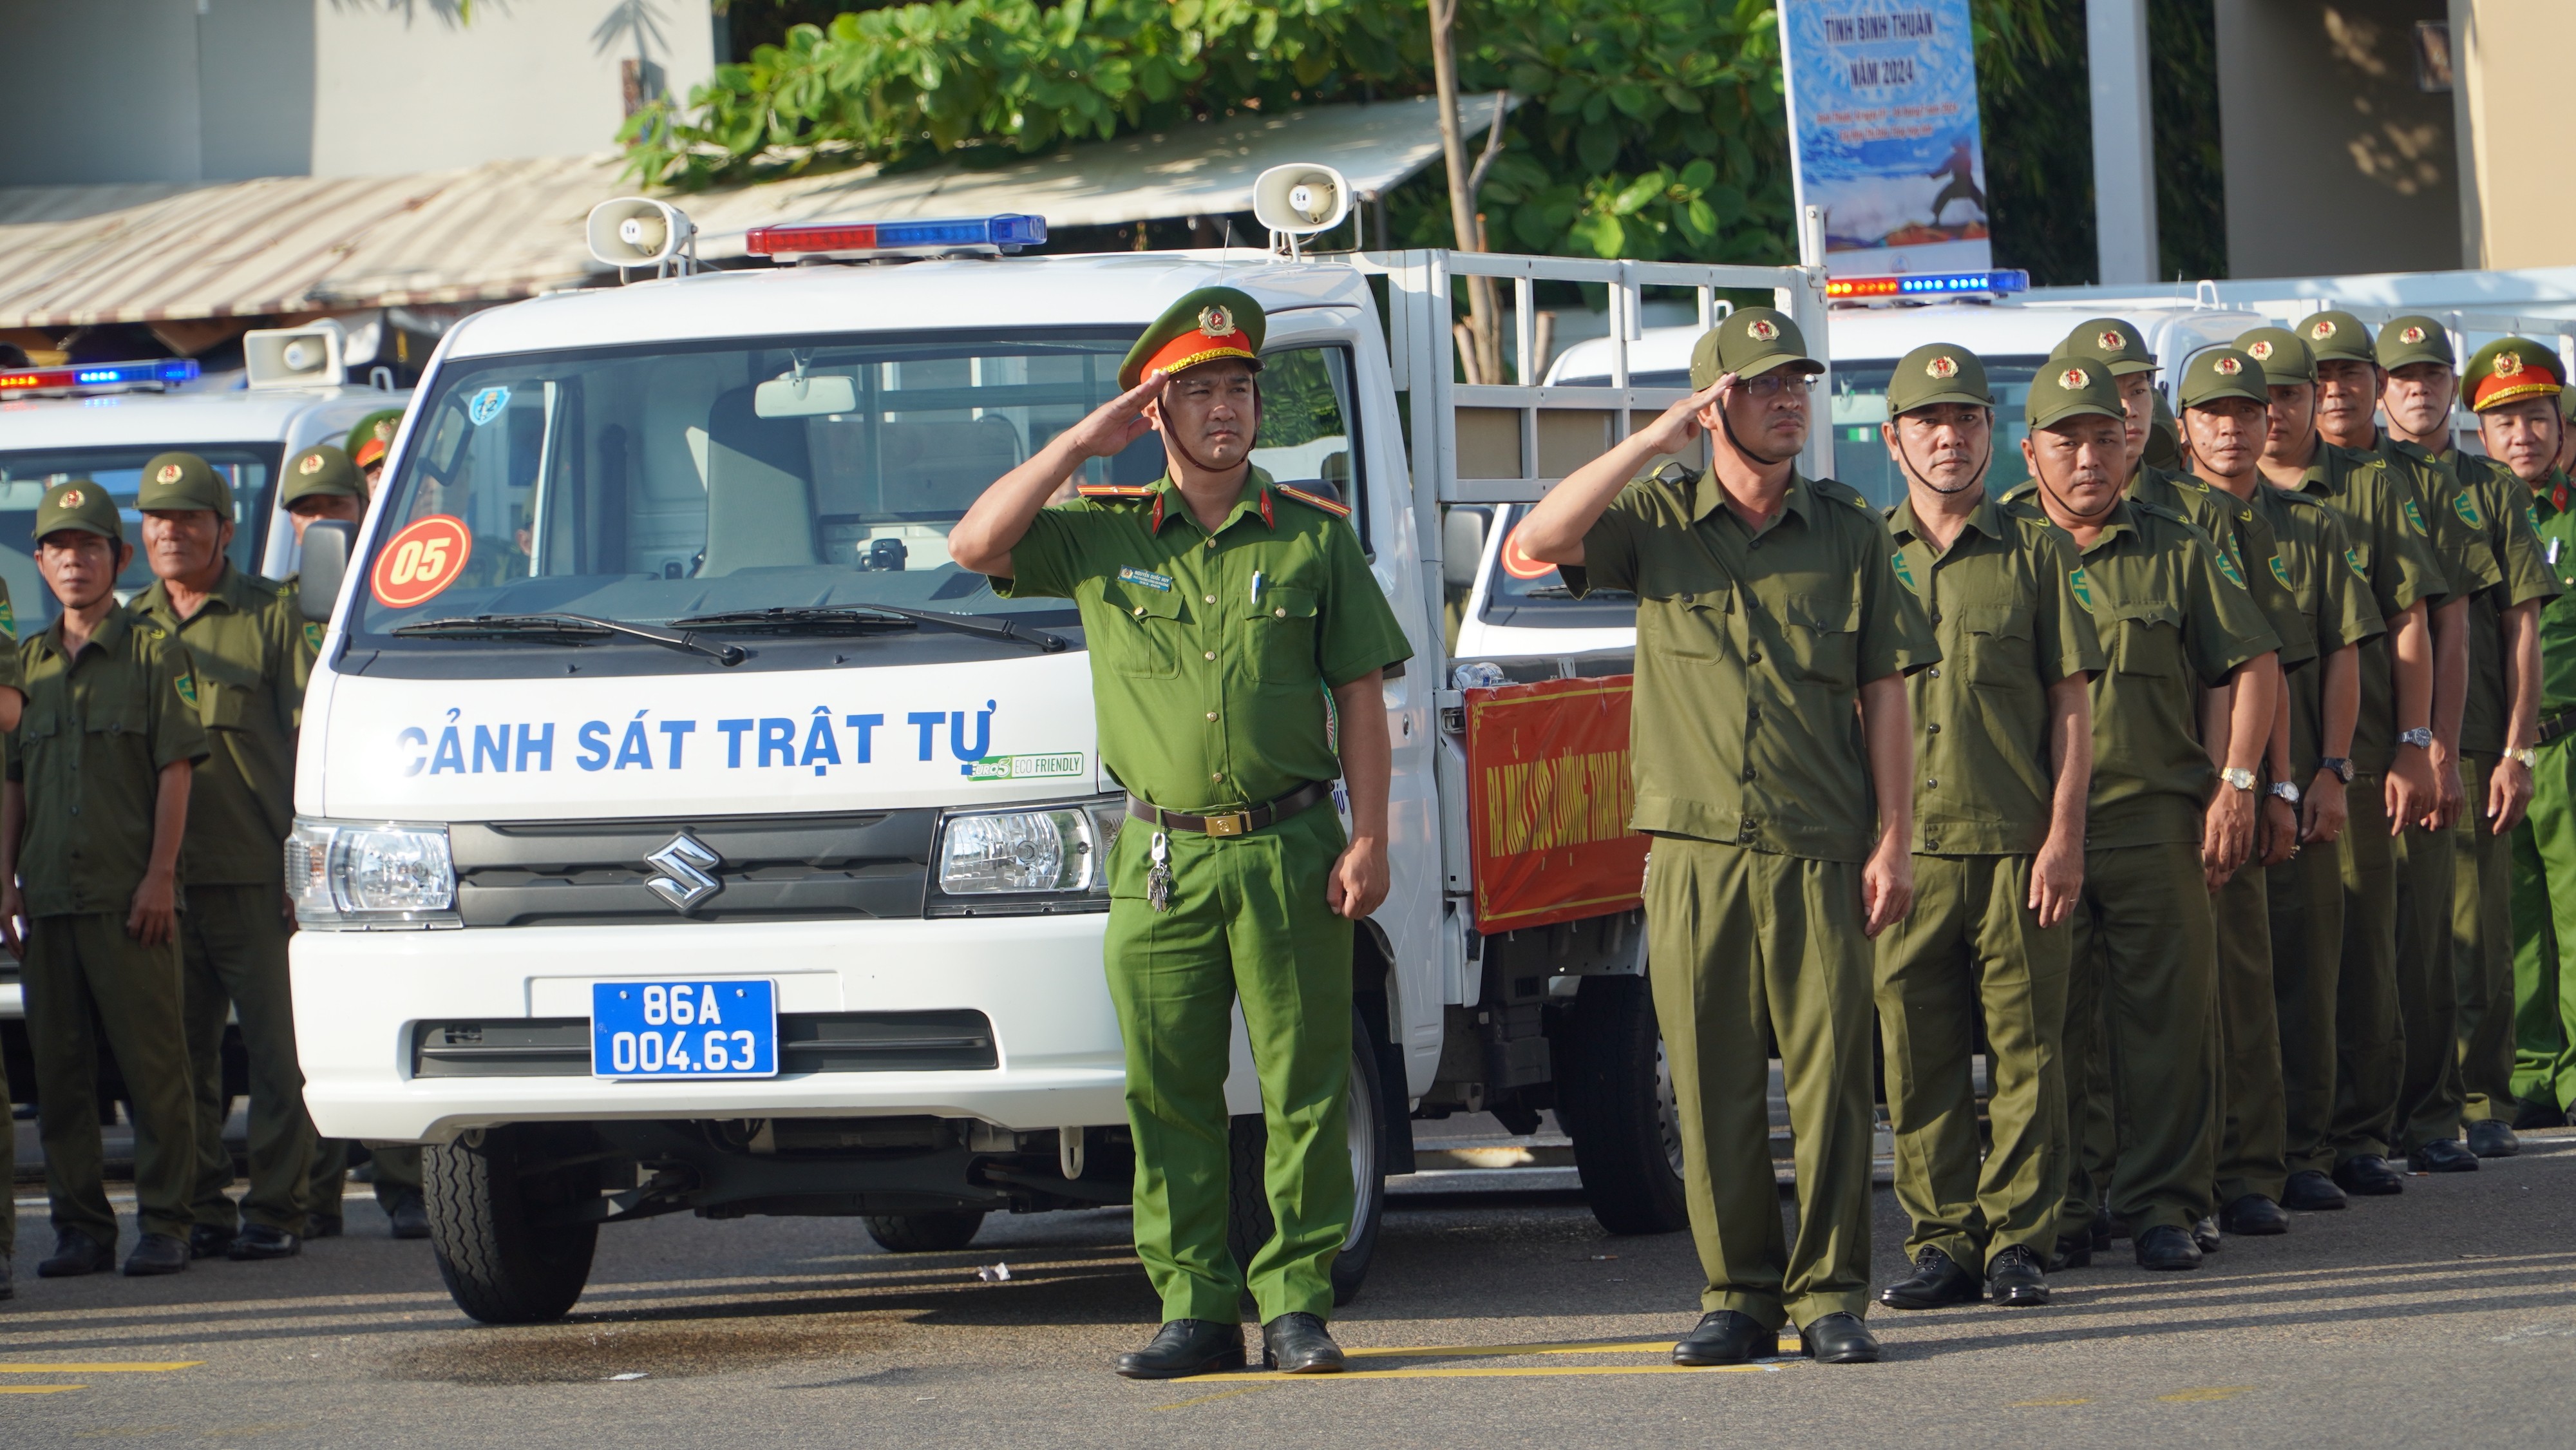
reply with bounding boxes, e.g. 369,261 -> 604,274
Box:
927,793 -> 1124,917
285,817 -> 461,930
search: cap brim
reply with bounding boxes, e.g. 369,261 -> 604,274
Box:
39,521 -> 118,542
2030,401 -> 2125,429
1895,389 -> 1995,413
2101,359 -> 2160,376
1708,353 -> 1825,386
2473,381 -> 2564,412
2183,385 -> 2269,409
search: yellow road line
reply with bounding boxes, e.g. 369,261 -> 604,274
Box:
0,1363 -> 200,1374
1188,1362 -> 1784,1382
0,1385 -> 85,1395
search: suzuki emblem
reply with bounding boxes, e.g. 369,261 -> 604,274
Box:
643,832 -> 723,912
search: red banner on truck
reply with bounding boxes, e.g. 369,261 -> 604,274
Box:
1463,676 -> 1648,933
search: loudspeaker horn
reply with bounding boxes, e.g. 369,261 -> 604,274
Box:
586,196 -> 698,272
1253,164 -> 1351,240
243,318 -> 346,390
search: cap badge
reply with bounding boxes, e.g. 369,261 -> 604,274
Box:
2401,325 -> 2428,345
2096,329 -> 2126,352
59,488 -> 82,508
1747,318 -> 1779,343
298,453 -> 325,475
1926,355 -> 1958,379
2215,356 -> 2242,376
1197,305 -> 1236,339
155,463 -> 182,484
373,419 -> 397,441
2496,350 -> 2525,377
2058,367 -> 2089,391
2247,340 -> 2273,361
2309,320 -> 2337,339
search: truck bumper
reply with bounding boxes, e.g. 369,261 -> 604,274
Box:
291,915 -> 1125,1143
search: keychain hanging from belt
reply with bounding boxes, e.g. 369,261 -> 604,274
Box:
1147,831 -> 1173,912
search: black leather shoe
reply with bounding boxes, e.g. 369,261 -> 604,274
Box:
121,1233 -> 190,1277
2218,1194 -> 2289,1235
1260,1313 -> 1345,1373
2046,1235 -> 2092,1272
2511,1098 -> 2568,1130
386,1190 -> 431,1239
2281,1170 -> 2347,1211
2407,1138 -> 2479,1174
2466,1120 -> 2520,1159
228,1224 -> 302,1261
1799,1312 -> 1880,1364
1113,1320 -> 1247,1380
307,1212 -> 344,1239
37,1230 -> 113,1278
2134,1224 -> 2203,1271
1671,1311 -> 1778,1366
1986,1245 -> 2049,1306
0,1254 -> 12,1300
2332,1155 -> 2405,1196
187,1223 -> 236,1261
1878,1246 -> 1980,1310
2190,1216 -> 2222,1254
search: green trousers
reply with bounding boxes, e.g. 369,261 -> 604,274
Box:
305,1140 -> 420,1218
2329,775 -> 2404,1163
1648,838 -> 1875,1330
2059,841 -> 2218,1237
2267,830 -> 2346,1177
181,883 -> 317,1235
1104,802 -> 1352,1324
2511,735 -> 2576,1112
23,913 -> 198,1245
1873,854 -> 2068,1270
2391,810 -> 2465,1154
2213,862 -> 2287,1206
2452,754 -> 2520,1122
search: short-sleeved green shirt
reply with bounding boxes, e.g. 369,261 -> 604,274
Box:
2251,485 -> 2385,779
2528,472 -> 2576,715
994,467 -> 1412,813
1564,466 -> 1939,861
129,565 -> 308,886
2130,465 -> 2316,669
1887,492 -> 2103,855
2058,497 -> 2280,848
2291,439 -> 2452,773
8,609 -> 211,917
2414,447 -> 2562,754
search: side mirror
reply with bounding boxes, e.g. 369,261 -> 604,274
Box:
299,520 -> 355,624
1441,508 -> 1489,590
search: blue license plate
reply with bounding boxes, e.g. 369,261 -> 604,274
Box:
591,980 -> 778,1079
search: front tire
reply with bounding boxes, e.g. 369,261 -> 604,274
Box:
424,1125 -> 600,1324
864,1211 -> 987,1254
1560,974 -> 1691,1235
1226,1004 -> 1388,1306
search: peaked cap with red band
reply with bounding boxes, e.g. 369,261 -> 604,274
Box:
1119,286 -> 1267,390
2465,336 -> 2565,413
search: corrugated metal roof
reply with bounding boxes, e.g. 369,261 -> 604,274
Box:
0,95 -> 1493,332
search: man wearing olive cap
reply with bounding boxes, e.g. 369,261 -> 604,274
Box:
2006,358 -> 2280,1272
952,287 -> 1412,1379
345,409 -> 401,492
1519,308 -> 1937,1365
1869,344 -> 2100,1313
4,481 -> 209,1279
128,452 -> 320,1262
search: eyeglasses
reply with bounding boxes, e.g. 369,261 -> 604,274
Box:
1735,372 -> 1814,400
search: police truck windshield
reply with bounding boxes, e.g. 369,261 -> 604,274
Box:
0,444 -> 279,628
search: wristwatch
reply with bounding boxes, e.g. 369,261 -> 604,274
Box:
2507,745 -> 2539,769
2398,727 -> 2436,751
2269,779 -> 2302,805
2317,756 -> 2355,783
2222,767 -> 2259,792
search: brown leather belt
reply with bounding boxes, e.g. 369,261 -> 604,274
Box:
2541,709 -> 2576,746
1128,781 -> 1334,837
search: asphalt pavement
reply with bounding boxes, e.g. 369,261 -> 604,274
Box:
1,1128 -> 2571,1449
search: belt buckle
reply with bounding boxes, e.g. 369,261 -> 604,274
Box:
1204,810 -> 1251,837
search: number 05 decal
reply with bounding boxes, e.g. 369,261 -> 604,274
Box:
370,515 -> 473,609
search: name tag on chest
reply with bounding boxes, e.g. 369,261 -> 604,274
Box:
1118,567 -> 1174,592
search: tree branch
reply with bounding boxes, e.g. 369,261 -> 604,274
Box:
1464,91 -> 1510,201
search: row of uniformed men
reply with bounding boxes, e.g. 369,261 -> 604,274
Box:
0,415 -> 422,1288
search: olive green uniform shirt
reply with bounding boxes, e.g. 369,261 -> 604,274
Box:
1565,466 -> 1940,862
2411,446 -> 2561,754
129,566 -> 309,887
2251,486 -> 2385,778
1886,493 -> 2103,855
7,611 -> 211,917
2290,440 -> 2452,774
996,468 -> 1412,812
2132,465 -> 2317,670
2530,472 -> 2576,715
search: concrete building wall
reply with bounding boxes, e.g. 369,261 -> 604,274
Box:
2216,0 -> 2461,279
2453,0 -> 2576,269
0,0 -> 207,186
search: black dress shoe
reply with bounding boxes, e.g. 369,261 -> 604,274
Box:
2332,1155 -> 2405,1196
1799,1312 -> 1880,1364
1878,1246 -> 1980,1310
307,1212 -> 344,1240
1671,1310 -> 1778,1366
0,1254 -> 12,1299
37,1230 -> 112,1278
121,1233 -> 190,1277
1986,1245 -> 2049,1306
2407,1139 -> 2479,1174
2134,1224 -> 2204,1271
2218,1194 -> 2289,1235
2190,1216 -> 2222,1254
228,1224 -> 302,1261
187,1223 -> 237,1261
2281,1170 -> 2347,1211
2047,1236 -> 2092,1272
2466,1120 -> 2520,1159
1113,1320 -> 1247,1380
2511,1098 -> 2568,1130
386,1190 -> 431,1240
1260,1313 -> 1345,1373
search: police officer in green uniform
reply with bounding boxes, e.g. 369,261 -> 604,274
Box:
1868,345 -> 2100,1313
0,575 -> 26,1297
345,410 -> 401,495
951,288 -> 1412,1380
1,481 -> 209,1278
1520,309 -> 1937,1366
129,452 -> 318,1261
2009,359 -> 2280,1272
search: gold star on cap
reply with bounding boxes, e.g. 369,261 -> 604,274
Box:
155,463 -> 181,484
2309,319 -> 2336,339
1197,305 -> 1236,338
1747,318 -> 1779,342
2401,325 -> 2427,345
2058,367 -> 2088,390
2247,340 -> 2273,361
1926,355 -> 1958,379
2215,356 -> 2242,376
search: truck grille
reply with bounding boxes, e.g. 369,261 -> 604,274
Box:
410,1011 -> 999,1077
448,811 -> 934,926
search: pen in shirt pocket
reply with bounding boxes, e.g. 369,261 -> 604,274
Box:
1251,570 -> 1265,607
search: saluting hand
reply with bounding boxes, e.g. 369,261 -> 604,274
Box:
1064,372 -> 1170,459
1633,376 -> 1732,459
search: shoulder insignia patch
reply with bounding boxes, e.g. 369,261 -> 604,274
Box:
2347,547 -> 2369,582
2403,498 -> 2429,536
1275,484 -> 1350,519
2269,554 -> 2293,589
2454,491 -> 2483,528
0,596 -> 15,642
2214,548 -> 2249,591
302,620 -> 323,652
2069,566 -> 2093,609
1891,552 -> 1917,590
175,672 -> 197,709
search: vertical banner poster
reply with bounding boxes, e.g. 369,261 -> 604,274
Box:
1777,0 -> 1993,277
1463,676 -> 1648,933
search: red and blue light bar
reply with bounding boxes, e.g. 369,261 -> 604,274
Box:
745,214 -> 1047,258
0,358 -> 200,392
1825,269 -> 2031,300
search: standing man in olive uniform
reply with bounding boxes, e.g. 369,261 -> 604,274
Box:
2012,359 -> 2280,1272
283,443 -> 367,546
129,452 -> 317,1262
952,289 -> 1411,1380
1,482 -> 209,1278
1520,309 -> 1937,1366
1870,344 -> 2100,1313
0,575 -> 24,1297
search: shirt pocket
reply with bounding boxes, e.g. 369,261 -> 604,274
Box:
1645,590 -> 1728,663
1244,583 -> 1320,684
199,680 -> 251,733
1955,602 -> 2036,689
1096,578 -> 1189,680
2108,601 -> 2188,679
1781,591 -> 1861,686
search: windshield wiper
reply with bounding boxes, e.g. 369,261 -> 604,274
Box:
1520,586 -> 1635,600
392,613 -> 746,666
672,604 -> 1068,653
